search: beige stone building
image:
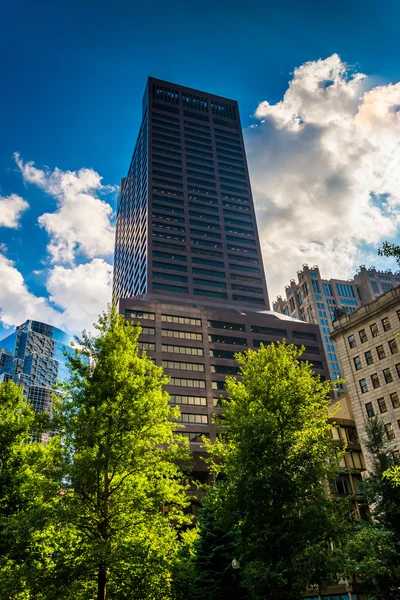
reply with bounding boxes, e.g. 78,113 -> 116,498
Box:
331,286 -> 400,469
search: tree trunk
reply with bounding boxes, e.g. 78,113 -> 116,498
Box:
97,563 -> 107,600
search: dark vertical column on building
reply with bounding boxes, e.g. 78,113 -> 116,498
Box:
113,77 -> 269,310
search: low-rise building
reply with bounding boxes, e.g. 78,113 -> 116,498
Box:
331,286 -> 400,469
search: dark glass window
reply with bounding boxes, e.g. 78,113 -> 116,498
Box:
376,345 -> 386,360
348,335 -> 357,349
191,238 -> 223,249
153,272 -> 187,282
231,284 -> 263,294
292,330 -> 317,341
193,278 -> 226,289
152,261 -> 187,272
192,257 -> 224,268
232,294 -> 264,305
365,402 -> 374,417
353,356 -> 362,371
194,289 -> 227,299
390,392 -> 400,409
359,378 -> 368,394
396,363 -> 400,378
382,317 -> 391,332
153,250 -> 187,262
371,373 -> 381,389
190,229 -> 221,239
370,323 -> 379,337
359,329 -> 368,343
229,264 -> 260,274
364,350 -> 374,365
383,368 -> 393,384
208,334 -> 247,346
153,283 -> 188,294
389,339 -> 398,354
208,320 -> 245,331
251,325 -> 287,336
377,397 -> 387,413
211,365 -> 240,375
192,267 -> 225,279
209,349 -> 237,359
385,423 -> 395,440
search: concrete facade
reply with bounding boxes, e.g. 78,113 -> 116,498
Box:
331,286 -> 400,469
273,264 -> 400,387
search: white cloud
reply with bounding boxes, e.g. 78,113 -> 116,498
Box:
0,252 -> 112,335
14,153 -> 116,264
46,259 -> 113,333
0,193 -> 29,228
0,253 -> 61,329
245,53 -> 400,301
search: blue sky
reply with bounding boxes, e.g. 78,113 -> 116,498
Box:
1,0 -> 400,338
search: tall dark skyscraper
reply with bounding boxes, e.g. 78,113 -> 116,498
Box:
114,78 -> 329,461
113,77 -> 269,309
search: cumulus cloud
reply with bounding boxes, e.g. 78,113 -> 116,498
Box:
0,252 -> 112,334
0,253 -> 61,328
0,193 -> 29,228
14,153 -> 116,264
245,53 -> 400,300
46,259 -> 113,333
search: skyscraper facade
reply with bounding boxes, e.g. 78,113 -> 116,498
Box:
113,77 -> 269,309
0,320 -> 73,413
114,78 -> 329,456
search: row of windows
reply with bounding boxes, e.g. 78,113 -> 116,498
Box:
153,272 -> 187,282
366,392 -> 400,416
162,329 -> 203,341
138,342 -> 156,352
125,310 -> 155,321
153,261 -> 188,272
348,317 -> 392,348
169,377 -> 206,388
163,360 -> 205,372
162,344 -> 204,356
359,365 -> 399,393
169,394 -> 207,406
353,340 -> 398,370
153,283 -> 188,293
161,314 -> 201,326
177,413 -> 208,424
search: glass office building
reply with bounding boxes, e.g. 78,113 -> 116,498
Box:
0,320 -> 73,412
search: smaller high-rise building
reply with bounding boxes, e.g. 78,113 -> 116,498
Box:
331,285 -> 400,470
273,264 -> 400,385
0,320 -> 73,413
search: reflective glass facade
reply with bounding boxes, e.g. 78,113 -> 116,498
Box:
0,320 -> 73,412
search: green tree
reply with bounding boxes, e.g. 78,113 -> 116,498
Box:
0,381 -> 62,599
192,489 -> 242,600
51,307 -> 193,600
346,417 -> 400,599
378,241 -> 400,266
204,342 -> 349,600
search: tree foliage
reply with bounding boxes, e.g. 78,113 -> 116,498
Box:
0,308 -> 194,600
202,342 -> 349,600
378,241 -> 400,266
345,417 -> 400,599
